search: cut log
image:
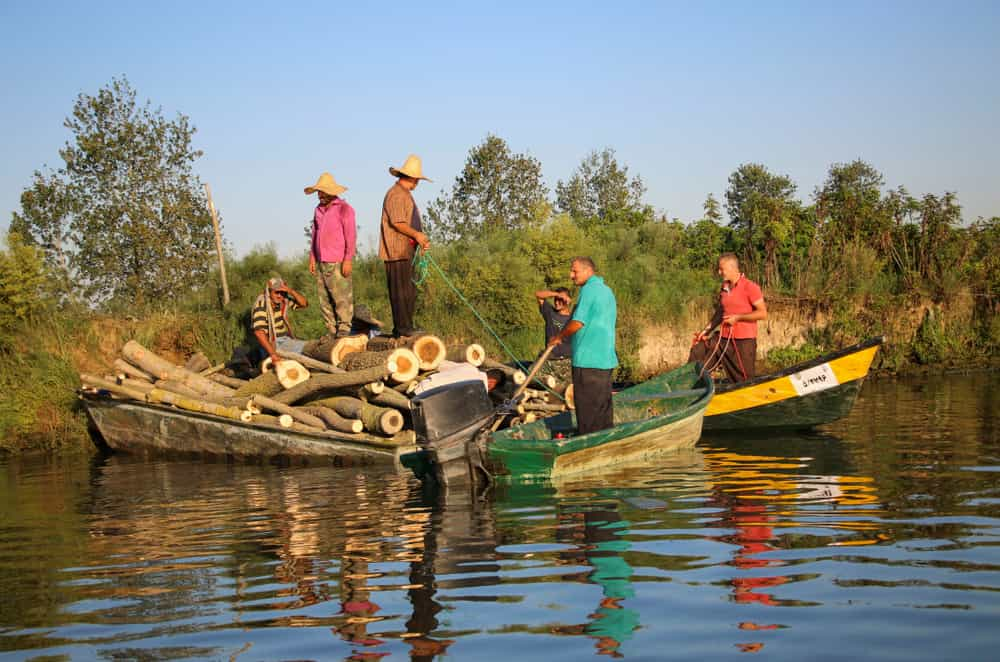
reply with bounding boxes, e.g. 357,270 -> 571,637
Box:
155,379 -> 206,400
269,365 -> 389,405
122,341 -> 234,400
113,358 -> 154,383
483,359 -> 526,385
232,372 -> 284,398
274,359 -> 310,389
277,350 -> 343,374
564,384 -> 575,410
446,343 -> 485,367
366,388 -> 412,412
81,374 -> 148,401
365,335 -> 402,352
340,348 -> 419,383
300,406 -> 365,434
209,373 -> 248,389
118,377 -> 155,394
307,396 -> 404,435
522,412 -> 537,424
363,381 -> 384,395
250,395 -> 326,430
184,352 -> 211,373
199,363 -> 226,376
518,401 -> 566,414
405,334 -> 447,371
146,388 -> 246,421
391,379 -> 418,394
303,333 -> 369,366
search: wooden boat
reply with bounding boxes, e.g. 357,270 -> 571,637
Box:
417,362 -> 713,485
702,336 -> 883,431
83,396 -> 420,468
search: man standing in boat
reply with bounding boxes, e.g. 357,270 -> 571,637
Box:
305,172 -> 356,338
548,257 -> 618,434
379,154 -> 431,338
251,276 -> 308,366
688,253 -> 767,382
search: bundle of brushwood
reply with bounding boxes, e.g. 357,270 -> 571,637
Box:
80,334 -> 574,440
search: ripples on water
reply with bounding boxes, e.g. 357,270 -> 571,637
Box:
1,374 -> 997,660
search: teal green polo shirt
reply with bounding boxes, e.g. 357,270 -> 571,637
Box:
570,275 -> 619,369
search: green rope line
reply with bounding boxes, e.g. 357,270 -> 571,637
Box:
411,249 -> 567,404
412,249 -> 528,370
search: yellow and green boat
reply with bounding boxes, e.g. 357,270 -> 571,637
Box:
702,336 -> 883,431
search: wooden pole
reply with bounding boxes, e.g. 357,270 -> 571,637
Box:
203,183 -> 230,306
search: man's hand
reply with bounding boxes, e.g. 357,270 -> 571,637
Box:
722,314 -> 741,326
341,259 -> 352,278
415,231 -> 430,250
308,255 -> 316,275
547,335 -> 563,348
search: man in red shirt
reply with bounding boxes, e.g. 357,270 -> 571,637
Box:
688,253 -> 767,383
305,172 -> 356,338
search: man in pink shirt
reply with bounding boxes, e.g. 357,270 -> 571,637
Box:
305,172 -> 356,337
688,253 -> 767,382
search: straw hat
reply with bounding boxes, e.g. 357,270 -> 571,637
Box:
389,154 -> 432,182
304,172 -> 347,196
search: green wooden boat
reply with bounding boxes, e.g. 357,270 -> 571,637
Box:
414,362 -> 713,485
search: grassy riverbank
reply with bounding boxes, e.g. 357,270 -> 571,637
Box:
2,215 -> 996,453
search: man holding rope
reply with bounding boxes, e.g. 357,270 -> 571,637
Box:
688,253 -> 767,383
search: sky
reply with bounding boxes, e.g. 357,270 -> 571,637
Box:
1,1 -> 998,259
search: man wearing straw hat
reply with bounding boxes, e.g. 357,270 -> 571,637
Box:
379,154 -> 431,337
305,172 -> 356,338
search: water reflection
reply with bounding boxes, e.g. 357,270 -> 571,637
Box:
1,374 -> 998,660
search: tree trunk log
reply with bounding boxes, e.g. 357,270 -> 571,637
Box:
340,348 -> 419,383
122,341 -> 234,400
113,358 -> 154,383
81,374 -> 148,401
366,388 -> 412,412
232,372 -> 285,398
307,396 -> 404,435
277,350 -> 343,373
274,360 -> 310,389
299,406 -> 364,434
209,373 -> 248,389
269,365 -> 389,405
446,343 -> 486,367
184,352 -> 211,373
482,359 -> 526,384
365,335 -> 402,352
145,388 -> 247,421
302,333 -> 369,366
250,395 -> 326,430
405,335 -> 447,371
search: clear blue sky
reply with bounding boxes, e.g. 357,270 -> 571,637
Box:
2,1 -> 998,258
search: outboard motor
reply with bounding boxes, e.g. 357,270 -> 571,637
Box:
411,380 -> 495,489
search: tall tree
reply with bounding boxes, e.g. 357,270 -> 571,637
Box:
10,77 -> 215,309
703,193 -> 722,224
555,148 -> 652,229
724,163 -> 799,287
427,134 -> 549,241
814,160 -> 889,246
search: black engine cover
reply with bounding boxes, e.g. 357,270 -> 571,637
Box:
411,380 -> 494,442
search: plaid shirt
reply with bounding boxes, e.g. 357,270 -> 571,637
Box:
379,183 -> 421,261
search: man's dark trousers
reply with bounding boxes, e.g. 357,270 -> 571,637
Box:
385,259 -> 416,336
572,367 -> 614,434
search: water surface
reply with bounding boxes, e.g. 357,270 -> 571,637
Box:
1,373 -> 998,660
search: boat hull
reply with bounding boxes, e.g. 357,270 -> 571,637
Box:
703,336 -> 882,431
84,397 -> 419,468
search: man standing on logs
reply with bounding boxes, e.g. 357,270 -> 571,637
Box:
547,257 -> 618,435
306,172 -> 356,338
251,277 -> 309,365
379,154 -> 431,338
688,252 -> 767,383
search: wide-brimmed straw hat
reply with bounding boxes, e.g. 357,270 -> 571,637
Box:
304,172 -> 347,196
352,304 -> 383,328
389,154 -> 432,182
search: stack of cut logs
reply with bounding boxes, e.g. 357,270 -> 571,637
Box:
79,333 -> 574,442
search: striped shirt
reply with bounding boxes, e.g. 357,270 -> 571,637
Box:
379,182 -> 421,261
251,294 -> 299,339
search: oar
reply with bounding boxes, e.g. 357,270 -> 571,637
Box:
491,344 -> 557,431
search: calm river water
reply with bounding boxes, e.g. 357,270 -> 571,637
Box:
1,373 -> 998,661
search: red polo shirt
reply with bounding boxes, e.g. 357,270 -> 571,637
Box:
720,275 -> 763,339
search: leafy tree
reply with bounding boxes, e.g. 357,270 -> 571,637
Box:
703,193 -> 722,224
814,160 -> 888,246
555,148 -> 653,230
427,134 -> 549,241
10,77 -> 215,309
0,232 -> 50,345
724,163 -> 799,287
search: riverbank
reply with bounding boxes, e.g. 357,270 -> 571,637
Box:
2,291 -> 994,454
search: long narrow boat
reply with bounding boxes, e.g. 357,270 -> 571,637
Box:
702,336 -> 883,431
416,362 -> 713,485
82,396 -> 420,468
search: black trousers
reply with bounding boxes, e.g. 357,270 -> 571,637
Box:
688,334 -> 756,383
384,259 -> 416,336
572,367 -> 614,435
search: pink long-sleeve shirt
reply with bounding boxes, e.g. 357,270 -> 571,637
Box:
311,198 -> 357,263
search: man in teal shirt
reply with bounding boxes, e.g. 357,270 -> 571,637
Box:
548,256 -> 618,434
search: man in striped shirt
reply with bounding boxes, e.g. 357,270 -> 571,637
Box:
251,277 -> 308,365
379,154 -> 431,337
